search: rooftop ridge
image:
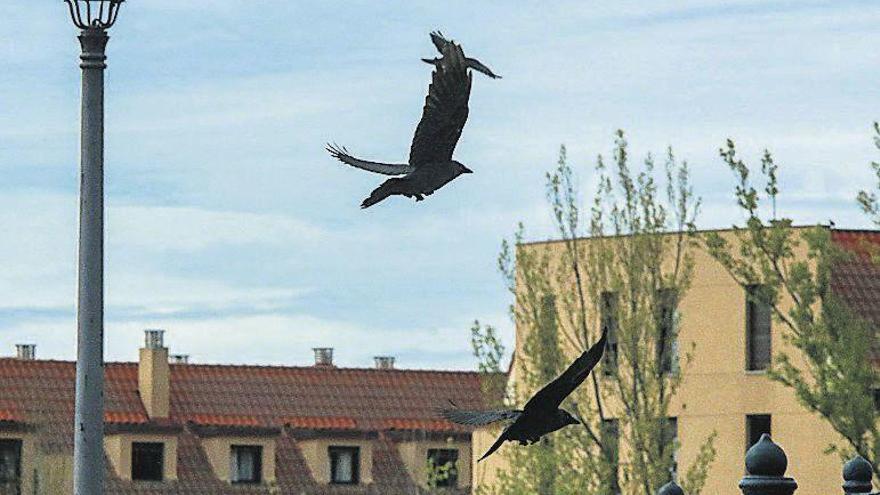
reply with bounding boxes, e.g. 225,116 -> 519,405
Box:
519,223 -> 870,246
0,357 -> 488,375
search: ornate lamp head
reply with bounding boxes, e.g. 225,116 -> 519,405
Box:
63,0 -> 124,30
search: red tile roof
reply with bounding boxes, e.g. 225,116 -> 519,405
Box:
285,415 -> 358,430
0,357 -> 489,494
831,229 -> 880,329
104,411 -> 148,425
0,409 -> 21,422
185,413 -> 262,427
382,418 -> 461,432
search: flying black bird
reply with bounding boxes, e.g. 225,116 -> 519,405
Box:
327,41 -> 473,209
442,329 -> 608,462
422,31 -> 502,79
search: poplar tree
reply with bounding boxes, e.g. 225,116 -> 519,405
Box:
474,131 -> 716,495
704,137 -> 879,478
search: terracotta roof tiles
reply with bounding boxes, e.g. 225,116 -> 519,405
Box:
285,415 -> 358,430
0,357 -> 489,494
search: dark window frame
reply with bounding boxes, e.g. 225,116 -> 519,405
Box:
329,446 -> 360,485
427,448 -> 459,487
746,285 -> 772,371
663,417 -> 679,480
230,444 -> 263,484
0,438 -> 22,485
656,288 -> 678,374
746,414 -> 772,453
601,291 -> 619,375
601,419 -> 620,494
131,442 -> 164,482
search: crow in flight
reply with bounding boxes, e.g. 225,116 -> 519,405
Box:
327,41 -> 473,208
422,31 -> 502,79
442,329 -> 608,461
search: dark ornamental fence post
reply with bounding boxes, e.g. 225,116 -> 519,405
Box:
842,455 -> 875,494
739,433 -> 798,495
657,480 -> 685,495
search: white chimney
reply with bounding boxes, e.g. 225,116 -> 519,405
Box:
15,344 -> 36,360
374,356 -> 395,370
313,347 -> 334,366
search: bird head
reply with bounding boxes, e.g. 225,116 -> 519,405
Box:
453,161 -> 474,175
560,409 -> 580,426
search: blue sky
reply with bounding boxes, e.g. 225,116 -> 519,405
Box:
1,1 -> 879,369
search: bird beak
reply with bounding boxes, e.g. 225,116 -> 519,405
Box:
462,166 -> 473,174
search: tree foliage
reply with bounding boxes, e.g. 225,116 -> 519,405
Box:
474,131 -> 716,495
703,138 -> 880,477
856,122 -> 880,223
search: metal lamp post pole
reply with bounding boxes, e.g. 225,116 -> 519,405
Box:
74,25 -> 108,495
64,2 -> 124,493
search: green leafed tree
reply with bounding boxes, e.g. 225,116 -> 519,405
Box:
473,131 -> 716,495
703,137 -> 880,477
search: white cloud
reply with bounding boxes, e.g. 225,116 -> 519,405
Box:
109,204 -> 326,251
1,0 -> 879,371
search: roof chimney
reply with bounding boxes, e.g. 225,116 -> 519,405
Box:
145,329 -> 164,349
15,344 -> 35,360
374,356 -> 395,370
139,329 -> 170,418
313,347 -> 334,367
170,354 -> 189,364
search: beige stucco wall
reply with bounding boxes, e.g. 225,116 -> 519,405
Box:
35,452 -> 73,494
104,433 -> 178,481
298,438 -> 374,485
475,228 -> 849,495
202,436 -> 276,483
398,439 -> 472,489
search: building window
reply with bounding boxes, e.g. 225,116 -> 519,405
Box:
329,446 -> 359,485
230,445 -> 262,484
746,414 -> 771,452
656,288 -> 678,374
601,291 -> 619,374
746,285 -> 772,371
601,419 -> 620,494
131,442 -> 164,481
427,448 -> 459,487
0,439 -> 22,489
663,418 -> 678,480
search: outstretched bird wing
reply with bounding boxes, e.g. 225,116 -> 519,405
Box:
409,41 -> 472,167
429,31 -> 451,53
523,329 -> 608,412
326,144 -> 414,176
440,408 -> 521,426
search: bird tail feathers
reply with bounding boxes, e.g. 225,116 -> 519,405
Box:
478,432 -> 508,462
361,187 -> 391,209
361,179 -> 403,209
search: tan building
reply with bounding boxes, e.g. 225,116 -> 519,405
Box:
0,330 -> 489,494
473,227 -> 880,495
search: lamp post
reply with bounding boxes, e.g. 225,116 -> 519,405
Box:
62,1 -> 124,493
